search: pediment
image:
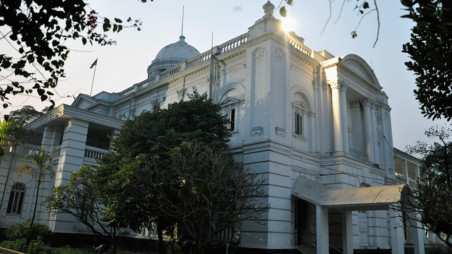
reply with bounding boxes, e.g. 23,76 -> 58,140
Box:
71,94 -> 97,109
340,54 -> 381,89
220,97 -> 243,107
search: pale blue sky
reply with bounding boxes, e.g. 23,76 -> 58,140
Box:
4,0 -> 449,150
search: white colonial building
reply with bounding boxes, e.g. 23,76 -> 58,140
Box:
0,2 -> 428,254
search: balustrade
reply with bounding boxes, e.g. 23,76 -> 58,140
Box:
84,146 -> 108,160
119,33 -> 249,97
287,33 -> 314,58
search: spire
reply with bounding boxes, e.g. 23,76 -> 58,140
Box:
181,6 -> 185,37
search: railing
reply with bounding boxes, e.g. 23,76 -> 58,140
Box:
186,51 -> 211,68
119,33 -> 249,98
218,33 -> 248,54
84,146 -> 108,160
287,33 -> 314,58
14,144 -> 41,156
309,232 -> 343,254
159,65 -> 181,80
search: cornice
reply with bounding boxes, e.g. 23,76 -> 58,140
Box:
26,104 -> 124,131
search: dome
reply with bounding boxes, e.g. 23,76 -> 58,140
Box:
147,35 -> 200,78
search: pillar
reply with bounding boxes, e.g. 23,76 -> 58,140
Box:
370,104 -> 379,163
330,81 -> 343,153
316,205 -> 329,254
49,119 -> 89,233
390,208 -> 405,254
361,99 -> 373,161
340,84 -> 349,154
342,210 -> 353,254
41,126 -> 55,153
408,213 -> 425,254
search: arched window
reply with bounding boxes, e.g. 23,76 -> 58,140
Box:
7,183 -> 26,215
292,98 -> 310,137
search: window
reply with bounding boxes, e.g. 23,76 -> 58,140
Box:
221,98 -> 241,132
7,183 -> 26,215
228,108 -> 236,131
295,112 -> 303,135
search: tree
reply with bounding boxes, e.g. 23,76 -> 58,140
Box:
0,0 -> 146,109
0,119 -> 31,212
6,105 -> 44,124
19,148 -> 51,244
401,0 -> 452,121
153,142 -> 268,253
45,166 -> 121,253
96,92 -> 268,253
403,126 -> 452,248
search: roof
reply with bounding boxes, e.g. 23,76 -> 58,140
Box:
147,35 -> 200,78
292,176 -> 406,210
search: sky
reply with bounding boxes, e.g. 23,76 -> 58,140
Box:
2,0 -> 449,150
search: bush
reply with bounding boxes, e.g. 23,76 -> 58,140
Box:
4,220 -> 52,243
27,237 -> 48,254
50,246 -> 95,254
0,238 -> 28,252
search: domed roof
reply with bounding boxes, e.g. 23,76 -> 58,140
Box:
147,35 -> 200,78
155,35 -> 199,62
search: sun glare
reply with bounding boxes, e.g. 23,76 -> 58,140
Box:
281,16 -> 296,33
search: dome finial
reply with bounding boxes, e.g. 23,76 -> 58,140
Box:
181,6 -> 185,37
263,1 -> 275,18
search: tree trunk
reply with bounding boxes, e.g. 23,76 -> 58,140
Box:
157,223 -> 166,254
111,227 -> 117,254
26,180 -> 41,244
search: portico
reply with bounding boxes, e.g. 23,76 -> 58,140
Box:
292,176 -> 425,254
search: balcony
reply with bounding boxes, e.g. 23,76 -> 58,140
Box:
84,146 -> 108,165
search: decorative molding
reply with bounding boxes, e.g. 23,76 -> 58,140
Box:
350,100 -> 360,108
252,47 -> 265,59
251,126 -> 263,136
275,48 -> 285,62
176,88 -> 187,99
275,127 -> 286,137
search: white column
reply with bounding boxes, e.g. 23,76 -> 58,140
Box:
404,160 -> 409,183
310,112 -> 316,153
370,104 -> 379,163
321,82 -> 329,154
316,205 -> 329,254
342,210 -> 353,254
390,208 -> 405,254
361,99 -> 373,161
41,126 -> 55,153
49,119 -> 89,233
340,84 -> 349,154
407,212 -> 425,254
330,81 -> 343,153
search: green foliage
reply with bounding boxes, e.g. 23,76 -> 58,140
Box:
95,92 -> 268,253
6,105 -> 44,124
4,221 -> 52,243
50,246 -> 95,254
0,0 -> 146,108
401,0 -> 452,121
97,92 -> 230,229
26,237 -> 48,254
0,119 -> 30,155
46,166 -> 121,253
0,238 -> 28,253
405,126 -> 452,248
0,237 -> 48,254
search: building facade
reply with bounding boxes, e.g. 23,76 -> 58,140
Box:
0,2 -> 427,253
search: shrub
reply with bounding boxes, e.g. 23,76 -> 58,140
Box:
27,237 -> 48,254
0,238 -> 28,252
50,246 -> 95,254
4,220 -> 52,243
